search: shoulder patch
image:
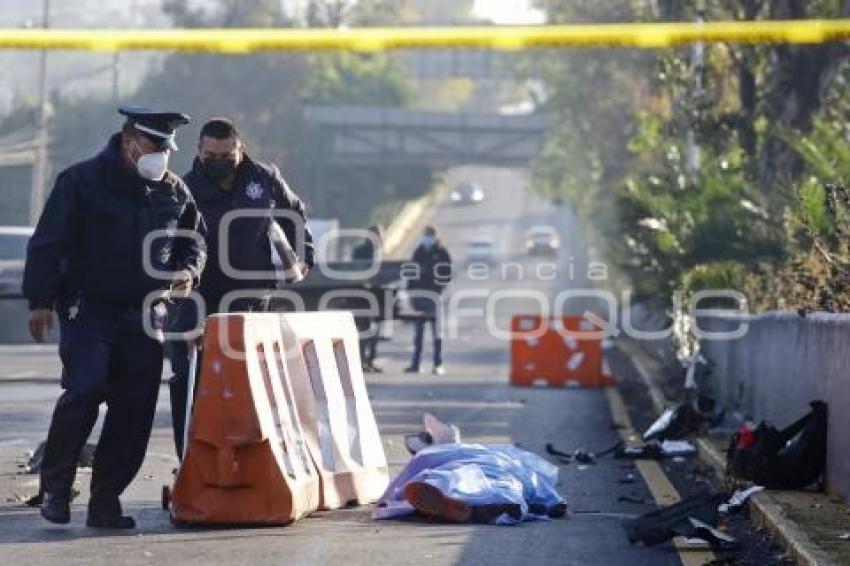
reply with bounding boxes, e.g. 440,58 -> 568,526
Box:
245,181 -> 264,200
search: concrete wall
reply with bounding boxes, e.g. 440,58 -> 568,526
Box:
698,312 -> 850,501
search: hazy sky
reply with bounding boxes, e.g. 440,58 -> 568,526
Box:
473,0 -> 545,24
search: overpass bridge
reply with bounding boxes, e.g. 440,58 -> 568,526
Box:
304,105 -> 549,169
301,105 -> 550,214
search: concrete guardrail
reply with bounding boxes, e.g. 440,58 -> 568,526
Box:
697,311 -> 850,503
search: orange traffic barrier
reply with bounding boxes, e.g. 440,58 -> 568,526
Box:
279,311 -> 389,510
510,315 -> 615,388
170,313 -> 320,525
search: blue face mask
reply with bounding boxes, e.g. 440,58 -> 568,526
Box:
420,235 -> 435,249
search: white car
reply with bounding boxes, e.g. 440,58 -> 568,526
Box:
525,226 -> 560,256
465,237 -> 496,264
450,181 -> 485,205
0,226 -> 34,296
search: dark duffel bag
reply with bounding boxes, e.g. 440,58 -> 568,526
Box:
726,400 -> 827,490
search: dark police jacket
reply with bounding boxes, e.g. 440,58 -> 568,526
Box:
183,154 -> 314,308
351,239 -> 376,261
23,133 -> 207,313
408,242 -> 453,294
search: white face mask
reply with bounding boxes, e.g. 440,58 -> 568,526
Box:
133,142 -> 169,181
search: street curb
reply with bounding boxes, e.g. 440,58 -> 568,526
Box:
693,437 -> 837,566
620,338 -> 837,566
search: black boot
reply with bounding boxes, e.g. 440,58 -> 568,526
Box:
87,497 -> 136,529
40,492 -> 70,524
86,513 -> 136,529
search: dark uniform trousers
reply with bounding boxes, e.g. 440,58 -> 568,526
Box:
166,294 -> 269,458
41,308 -> 163,513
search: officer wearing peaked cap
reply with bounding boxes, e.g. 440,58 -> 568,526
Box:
23,106 -> 207,529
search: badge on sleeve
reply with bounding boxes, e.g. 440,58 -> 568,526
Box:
245,182 -> 263,200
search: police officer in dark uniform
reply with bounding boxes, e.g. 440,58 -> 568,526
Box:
166,117 -> 313,455
352,225 -> 384,373
23,107 -> 206,529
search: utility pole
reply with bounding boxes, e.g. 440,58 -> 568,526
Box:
111,52 -> 120,102
686,1 -> 705,174
29,0 -> 50,225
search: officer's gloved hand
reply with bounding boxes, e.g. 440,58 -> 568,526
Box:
170,269 -> 193,298
28,309 -> 53,343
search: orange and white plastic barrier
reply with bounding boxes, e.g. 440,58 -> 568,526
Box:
170,311 -> 388,525
509,314 -> 615,388
281,311 -> 389,509
170,314 -> 319,525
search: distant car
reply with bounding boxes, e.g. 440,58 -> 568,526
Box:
450,181 -> 485,205
0,226 -> 33,297
465,237 -> 495,264
525,226 -> 560,256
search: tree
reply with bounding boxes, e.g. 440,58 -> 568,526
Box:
532,0 -> 850,311
528,0 -> 655,231
757,0 -> 850,196
44,0 -> 421,229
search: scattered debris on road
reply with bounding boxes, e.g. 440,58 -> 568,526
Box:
618,495 -> 648,505
643,400 -> 713,442
619,473 -> 637,484
718,486 -> 765,514
23,440 -> 97,474
545,440 -> 623,465
615,439 -> 696,460
624,491 -> 732,548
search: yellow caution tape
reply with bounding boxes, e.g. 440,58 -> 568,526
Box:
0,20 -> 848,52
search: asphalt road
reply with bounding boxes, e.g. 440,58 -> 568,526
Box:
0,167 -> 685,565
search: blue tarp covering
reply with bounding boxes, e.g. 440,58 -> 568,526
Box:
375,443 -> 566,525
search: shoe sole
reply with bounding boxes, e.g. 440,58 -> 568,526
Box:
86,517 -> 136,529
40,507 -> 70,524
404,481 -> 472,523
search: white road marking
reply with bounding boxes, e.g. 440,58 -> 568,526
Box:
6,370 -> 38,379
0,345 -> 57,354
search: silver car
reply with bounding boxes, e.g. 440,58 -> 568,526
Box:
0,226 -> 33,297
525,226 -> 560,256
450,181 -> 485,205
465,237 -> 496,264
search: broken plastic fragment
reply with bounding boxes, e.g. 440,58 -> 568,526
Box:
718,485 -> 765,514
660,440 -> 697,456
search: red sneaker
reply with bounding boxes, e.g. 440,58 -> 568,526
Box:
404,481 -> 472,523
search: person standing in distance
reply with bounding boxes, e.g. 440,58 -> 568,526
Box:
24,106 -> 206,529
404,225 -> 453,376
167,117 -> 314,456
352,225 -> 385,373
